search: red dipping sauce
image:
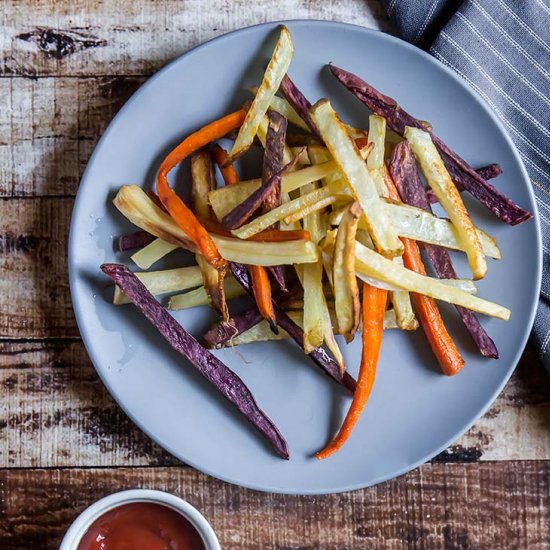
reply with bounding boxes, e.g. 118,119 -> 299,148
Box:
77,502 -> 206,550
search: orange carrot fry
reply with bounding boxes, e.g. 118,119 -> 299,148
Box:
211,144 -> 239,186
250,265 -> 277,331
316,283 -> 386,459
156,110 -> 246,271
384,168 -> 464,376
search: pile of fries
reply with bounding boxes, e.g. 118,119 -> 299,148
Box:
102,26 -> 531,459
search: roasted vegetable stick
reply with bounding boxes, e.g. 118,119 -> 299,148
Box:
231,183 -> 345,240
310,99 -> 403,256
405,127 -> 487,280
118,231 -> 155,253
228,26 -> 293,162
230,263 -> 357,393
223,152 -> 303,231
329,64 -> 531,225
250,87 -> 310,132
302,260 -> 326,352
366,114 -> 387,197
114,185 -> 319,265
208,145 -> 371,220
114,265 -> 204,305
333,202 -> 361,342
390,142 -> 498,358
101,263 -> 289,459
355,242 -> 510,320
131,238 -> 179,270
157,109 -> 246,271
279,74 -> 322,140
316,283 -> 386,459
389,256 -> 418,331
250,265 -> 277,332
191,151 -> 229,320
211,144 -> 239,186
169,277 -> 244,311
328,202 -> 500,259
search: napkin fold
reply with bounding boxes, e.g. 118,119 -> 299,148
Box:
383,0 -> 550,366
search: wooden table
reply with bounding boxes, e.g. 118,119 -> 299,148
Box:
1,2 -> 548,548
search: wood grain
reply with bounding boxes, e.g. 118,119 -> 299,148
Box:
0,77 -> 145,196
1,340 -> 548,468
1,462 -> 548,549
1,0 -> 391,78
0,198 -> 76,338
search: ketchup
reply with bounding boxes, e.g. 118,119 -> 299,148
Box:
77,502 -> 206,550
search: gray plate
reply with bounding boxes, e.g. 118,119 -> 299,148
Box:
69,21 -> 541,495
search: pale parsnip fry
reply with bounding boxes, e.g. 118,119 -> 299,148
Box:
169,277 -> 244,311
302,260 -> 325,352
310,99 -> 403,256
231,183 -> 346,239
355,242 -> 510,320
191,151 -> 228,319
283,196 -> 338,225
328,203 -> 501,259
251,89 -> 310,132
321,295 -> 345,372
405,127 -> 487,279
333,202 -> 361,342
389,255 -> 418,330
131,238 -> 179,270
114,185 -> 319,265
208,145 -> 371,220
367,114 -> 387,197
113,265 -> 204,305
321,229 -> 337,288
228,26 -> 293,162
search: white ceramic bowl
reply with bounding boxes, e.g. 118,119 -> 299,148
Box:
59,489 -> 221,550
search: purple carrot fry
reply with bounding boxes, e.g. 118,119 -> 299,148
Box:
203,308 -> 263,349
117,231 -> 155,252
222,151 -> 303,231
390,143 -> 498,358
229,263 -> 357,394
329,64 -> 531,226
101,263 -> 289,459
262,110 -> 287,213
280,75 -> 323,141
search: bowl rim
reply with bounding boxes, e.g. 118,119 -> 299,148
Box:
59,489 -> 221,550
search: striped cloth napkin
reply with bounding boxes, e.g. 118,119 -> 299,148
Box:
382,0 -> 550,367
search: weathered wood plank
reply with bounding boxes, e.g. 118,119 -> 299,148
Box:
0,76 -> 145,196
0,198 -> 76,338
1,0 -> 390,78
0,462 -> 548,549
1,340 -> 548,468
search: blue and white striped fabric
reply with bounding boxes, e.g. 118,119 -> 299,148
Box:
383,0 -> 550,367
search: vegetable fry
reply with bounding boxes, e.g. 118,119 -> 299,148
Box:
250,265 -> 277,332
279,75 -> 322,140
328,202 -> 501,259
229,263 -> 356,393
118,231 -> 155,253
222,152 -> 302,231
390,142 -> 498,358
156,109 -> 246,271
191,151 -> 229,320
316,283 -> 386,459
211,144 -> 239,186
366,114 -> 387,197
228,26 -> 293,162
250,88 -> 310,131
310,99 -> 403,256
333,202 -> 361,341
355,241 -> 510,320
389,255 -> 418,331
131,238 -> 179,270
405,127 -> 487,280
114,185 -> 319,265
329,64 -> 531,225
208,145 -> 371,220
302,260 -> 326,352
113,265 -> 204,305
169,277 -> 244,311
101,263 -> 289,459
